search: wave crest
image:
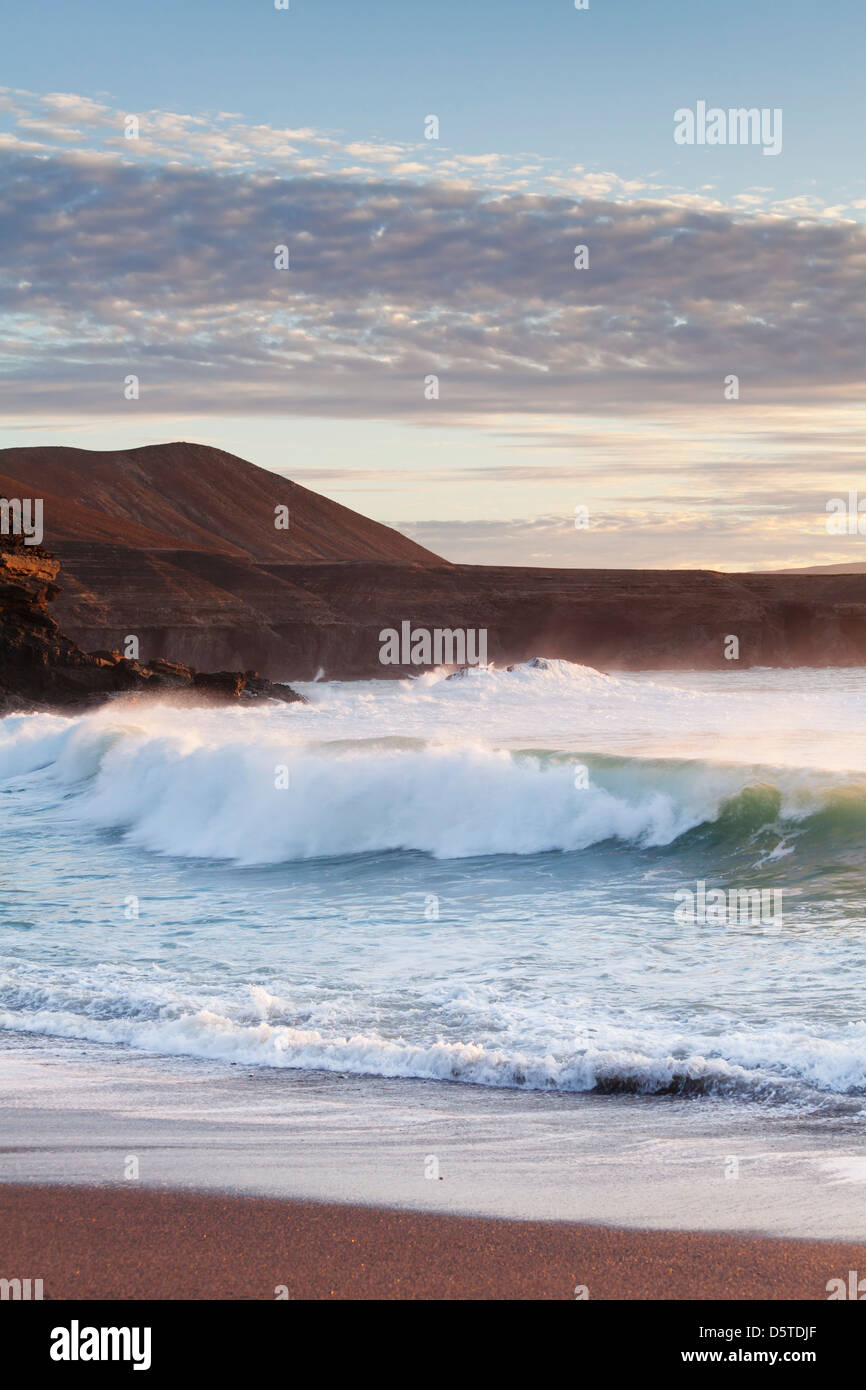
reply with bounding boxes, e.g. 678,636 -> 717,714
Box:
1,704 -> 863,862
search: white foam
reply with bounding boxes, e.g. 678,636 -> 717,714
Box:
2,986 -> 866,1100
4,661 -> 866,1104
0,671 -> 860,861
0,714 -> 752,861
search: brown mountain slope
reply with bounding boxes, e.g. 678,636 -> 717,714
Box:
0,470 -> 210,553
5,441 -> 866,680
0,442 -> 445,565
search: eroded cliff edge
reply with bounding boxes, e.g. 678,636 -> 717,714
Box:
0,538 -> 304,715
5,443 -> 866,680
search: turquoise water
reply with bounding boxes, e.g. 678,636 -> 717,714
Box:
2,660 -> 866,1112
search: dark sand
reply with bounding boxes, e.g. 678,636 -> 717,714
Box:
0,1184 -> 861,1299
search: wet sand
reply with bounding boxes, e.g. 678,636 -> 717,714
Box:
4,1037 -> 864,1242
0,1184 -> 860,1300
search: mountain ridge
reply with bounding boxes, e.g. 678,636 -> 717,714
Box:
0,442 -> 446,565
4,441 -> 866,678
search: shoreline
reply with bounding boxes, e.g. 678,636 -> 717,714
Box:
3,1034 -> 866,1241
0,1183 -> 860,1300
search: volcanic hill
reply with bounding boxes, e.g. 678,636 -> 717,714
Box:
4,441 -> 866,678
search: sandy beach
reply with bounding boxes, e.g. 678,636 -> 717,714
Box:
1,1183 -> 861,1300
3,0 -> 864,1329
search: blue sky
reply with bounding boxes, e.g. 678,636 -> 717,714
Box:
5,0 -> 863,202
1,0 -> 865,568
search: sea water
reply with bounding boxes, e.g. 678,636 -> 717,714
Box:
2,659 -> 866,1119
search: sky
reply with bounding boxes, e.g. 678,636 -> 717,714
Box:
1,0 -> 865,569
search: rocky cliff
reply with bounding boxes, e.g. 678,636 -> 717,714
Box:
4,442 -> 866,680
30,551 -> 866,681
0,536 -> 303,715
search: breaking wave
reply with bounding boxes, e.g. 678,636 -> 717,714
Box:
3,967 -> 866,1105
4,659 -> 866,1105
0,691 -> 863,863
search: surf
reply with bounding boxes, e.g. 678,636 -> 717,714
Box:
1,687 -> 866,865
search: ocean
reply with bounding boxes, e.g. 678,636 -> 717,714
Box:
2,660 -> 866,1232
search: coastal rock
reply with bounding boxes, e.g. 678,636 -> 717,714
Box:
506,657 -> 551,672
0,536 -> 305,716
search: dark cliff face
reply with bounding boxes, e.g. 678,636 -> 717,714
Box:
0,540 -> 97,708
4,441 -> 866,682
46,555 -> 866,682
0,538 -> 304,715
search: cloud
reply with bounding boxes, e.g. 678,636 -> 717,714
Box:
399,504 -> 857,571
39,92 -> 114,125
2,90 -> 863,570
1,138 -> 865,422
